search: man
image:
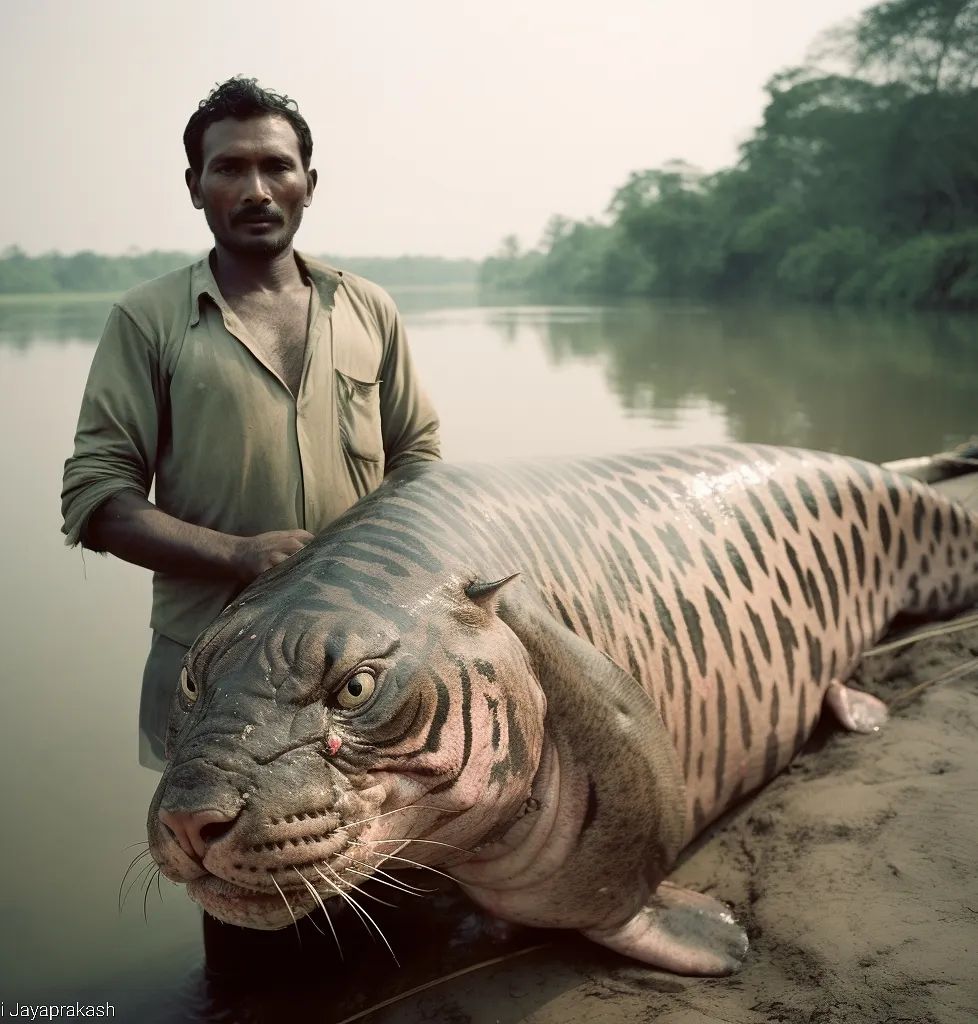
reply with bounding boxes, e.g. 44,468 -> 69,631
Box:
61,78 -> 441,770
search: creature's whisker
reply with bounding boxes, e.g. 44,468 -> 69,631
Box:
336,865 -> 413,904
382,840 -> 412,859
354,847 -> 461,886
123,840 -> 150,852
142,868 -> 161,923
356,836 -> 473,855
278,874 -> 326,939
121,857 -> 158,912
336,851 -> 434,895
337,804 -> 453,833
270,873 -> 302,945
325,868 -> 401,962
314,866 -> 376,940
118,849 -> 154,912
316,867 -> 400,967
293,867 -> 342,957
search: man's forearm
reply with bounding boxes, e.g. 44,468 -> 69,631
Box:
86,492 -> 240,578
85,493 -> 315,583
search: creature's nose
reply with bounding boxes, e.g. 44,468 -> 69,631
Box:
158,807 -> 238,863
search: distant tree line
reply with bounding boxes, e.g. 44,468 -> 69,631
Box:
481,0 -> 978,310
0,247 -> 477,295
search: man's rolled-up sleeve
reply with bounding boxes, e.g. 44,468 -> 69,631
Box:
61,305 -> 165,549
378,306 -> 441,473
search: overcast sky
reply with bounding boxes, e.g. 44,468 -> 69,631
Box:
3,0 -> 873,259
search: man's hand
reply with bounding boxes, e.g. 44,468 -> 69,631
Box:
232,530 -> 315,583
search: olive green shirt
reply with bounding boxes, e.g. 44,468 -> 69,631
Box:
62,252 -> 440,647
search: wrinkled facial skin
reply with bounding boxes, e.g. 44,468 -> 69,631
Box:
186,113 -> 316,260
147,584 -> 546,930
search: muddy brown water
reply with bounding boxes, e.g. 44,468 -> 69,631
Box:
0,289 -> 973,1021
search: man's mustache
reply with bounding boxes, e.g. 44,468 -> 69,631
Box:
233,209 -> 284,225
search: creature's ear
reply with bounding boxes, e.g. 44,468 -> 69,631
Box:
465,573 -> 521,613
495,585 -> 686,888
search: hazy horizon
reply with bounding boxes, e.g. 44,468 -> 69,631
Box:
4,0 -> 873,260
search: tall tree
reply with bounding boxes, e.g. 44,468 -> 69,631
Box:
819,0 -> 978,92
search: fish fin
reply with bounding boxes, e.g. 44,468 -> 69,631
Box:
825,679 -> 888,734
583,881 -> 748,975
497,585 -> 687,883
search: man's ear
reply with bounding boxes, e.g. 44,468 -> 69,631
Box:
185,168 -> 204,210
304,167 -> 318,208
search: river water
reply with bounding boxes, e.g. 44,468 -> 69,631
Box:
0,289 -> 973,1021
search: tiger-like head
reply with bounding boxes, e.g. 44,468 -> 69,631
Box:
147,565 -> 545,930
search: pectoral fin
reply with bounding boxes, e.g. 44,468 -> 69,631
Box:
496,584 -> 687,886
582,881 -> 748,976
826,679 -> 888,733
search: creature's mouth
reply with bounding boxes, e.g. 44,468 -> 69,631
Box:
186,874 -> 315,919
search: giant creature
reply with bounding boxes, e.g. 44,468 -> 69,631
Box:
147,445 -> 978,974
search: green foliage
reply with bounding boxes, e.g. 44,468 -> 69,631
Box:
481,0 -> 978,311
841,0 -> 978,93
0,248 -> 478,296
323,254 -> 478,287
867,229 -> 978,306
479,235 -> 544,292
778,228 -> 880,301
0,249 -> 203,295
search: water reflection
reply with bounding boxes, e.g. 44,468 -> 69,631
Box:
0,286 -> 483,348
518,300 -> 975,461
0,296 -> 116,348
3,292 -> 971,463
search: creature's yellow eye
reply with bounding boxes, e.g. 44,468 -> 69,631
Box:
336,671 -> 376,710
180,666 -> 198,705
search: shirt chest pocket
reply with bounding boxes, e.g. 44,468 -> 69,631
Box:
335,368 -> 383,462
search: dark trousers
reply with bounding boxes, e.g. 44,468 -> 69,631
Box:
138,631 -> 189,771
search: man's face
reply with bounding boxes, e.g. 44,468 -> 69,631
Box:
187,114 -> 316,259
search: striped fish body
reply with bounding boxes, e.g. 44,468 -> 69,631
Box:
148,445 -> 978,971
313,444 -> 978,836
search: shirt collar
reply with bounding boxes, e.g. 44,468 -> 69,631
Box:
188,249 -> 342,328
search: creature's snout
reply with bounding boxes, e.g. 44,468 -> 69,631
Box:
158,806 -> 240,863
150,757 -> 251,877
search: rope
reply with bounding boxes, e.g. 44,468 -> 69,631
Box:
887,656 -> 978,709
863,611 -> 978,658
333,942 -> 550,1024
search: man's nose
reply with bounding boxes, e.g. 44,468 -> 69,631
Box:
241,168 -> 272,204
158,806 -> 238,862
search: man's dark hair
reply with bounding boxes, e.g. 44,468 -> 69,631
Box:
183,76 -> 313,175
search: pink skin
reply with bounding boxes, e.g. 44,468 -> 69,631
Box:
451,739 -> 631,929
150,637 -> 548,931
